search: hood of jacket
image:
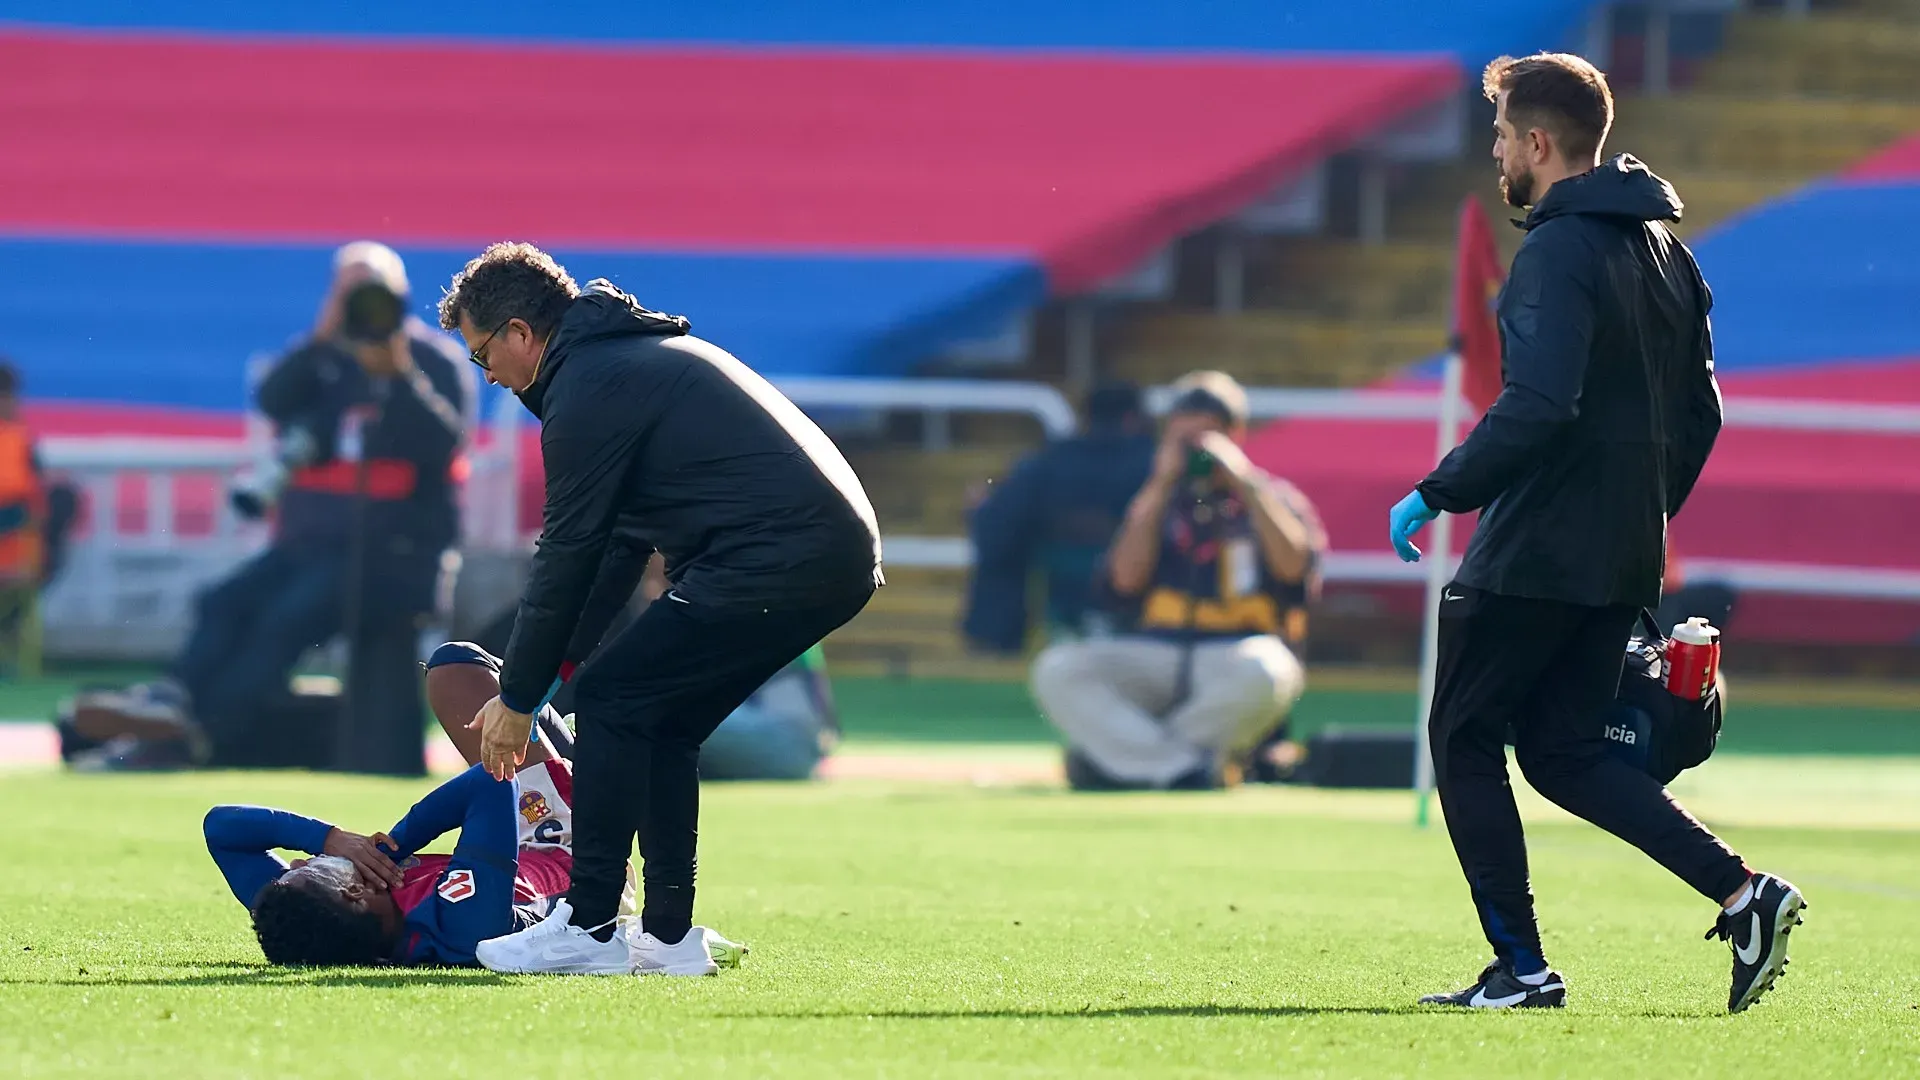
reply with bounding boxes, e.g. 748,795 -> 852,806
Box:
1523,154 -> 1683,231
518,279 -> 690,417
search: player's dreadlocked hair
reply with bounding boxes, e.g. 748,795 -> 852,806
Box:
249,879 -> 391,966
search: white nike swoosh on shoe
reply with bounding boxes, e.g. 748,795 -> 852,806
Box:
1468,988 -> 1529,1008
1735,913 -> 1765,966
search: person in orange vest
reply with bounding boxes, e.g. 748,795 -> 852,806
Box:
0,360 -> 47,588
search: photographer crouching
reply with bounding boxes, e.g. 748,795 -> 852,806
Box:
66,242 -> 471,774
1030,371 -> 1326,790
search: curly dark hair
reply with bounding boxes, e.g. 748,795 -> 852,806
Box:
1483,52 -> 1614,163
437,242 -> 581,340
250,879 -> 391,966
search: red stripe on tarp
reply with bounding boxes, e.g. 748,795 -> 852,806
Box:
0,27 -> 1457,289
22,403 -> 246,438
1840,133 -> 1920,185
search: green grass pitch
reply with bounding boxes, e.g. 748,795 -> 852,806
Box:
3,759 -> 1918,1079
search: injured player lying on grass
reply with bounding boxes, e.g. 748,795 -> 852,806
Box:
201,641 -> 746,974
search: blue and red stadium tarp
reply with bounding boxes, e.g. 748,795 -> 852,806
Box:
0,2 -> 1593,57
1693,134 -> 1920,392
0,15 -> 1514,413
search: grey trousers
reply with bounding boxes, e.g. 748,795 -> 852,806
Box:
1030,634 -> 1305,786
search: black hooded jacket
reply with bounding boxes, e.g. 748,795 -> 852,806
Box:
1417,155 -> 1723,609
497,281 -> 882,712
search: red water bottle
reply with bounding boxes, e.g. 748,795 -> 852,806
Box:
1666,617 -> 1722,701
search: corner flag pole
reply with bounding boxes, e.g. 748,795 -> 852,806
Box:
1413,352 -> 1465,828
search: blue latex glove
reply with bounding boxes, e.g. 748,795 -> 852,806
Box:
1389,490 -> 1439,563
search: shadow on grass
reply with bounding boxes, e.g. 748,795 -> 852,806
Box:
729,1003 -> 1722,1021
726,1004 -> 1429,1020
6,966 -> 511,989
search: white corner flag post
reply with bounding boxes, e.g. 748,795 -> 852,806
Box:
1413,353 -> 1466,828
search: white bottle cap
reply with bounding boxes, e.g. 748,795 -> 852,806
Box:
1670,617 -> 1719,646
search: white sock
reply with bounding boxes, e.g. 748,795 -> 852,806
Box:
1724,876 -> 1758,914
1515,967 -> 1554,986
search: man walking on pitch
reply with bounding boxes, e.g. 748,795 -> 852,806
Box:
443,243 -> 881,975
1388,54 -> 1803,1013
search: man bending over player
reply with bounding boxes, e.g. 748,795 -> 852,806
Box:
203,642 -> 743,971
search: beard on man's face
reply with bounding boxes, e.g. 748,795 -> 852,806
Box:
1500,162 -> 1536,209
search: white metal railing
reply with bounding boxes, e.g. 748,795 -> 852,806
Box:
38,437 -> 266,657
463,377 -> 1079,544
773,376 -> 1077,441
972,381 -> 1920,603
875,538 -> 1920,603
1146,385 -> 1920,434
28,377 -> 1920,658
27,377 -> 1077,656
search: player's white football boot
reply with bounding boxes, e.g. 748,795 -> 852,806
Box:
475,900 -> 629,976
628,925 -> 721,976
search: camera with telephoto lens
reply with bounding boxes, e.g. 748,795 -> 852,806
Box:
229,426 -> 320,520
340,281 -> 406,344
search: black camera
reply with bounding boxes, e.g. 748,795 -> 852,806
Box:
340,281 -> 406,343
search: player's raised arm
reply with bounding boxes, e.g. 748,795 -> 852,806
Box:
203,805 -> 330,906
381,763 -> 513,859
202,806 -> 400,904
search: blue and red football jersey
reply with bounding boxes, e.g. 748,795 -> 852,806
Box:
204,759 -> 577,966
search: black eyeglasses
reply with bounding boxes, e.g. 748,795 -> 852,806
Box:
468,319 -> 510,370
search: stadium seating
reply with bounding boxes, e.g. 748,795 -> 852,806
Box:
0,21 -> 1485,411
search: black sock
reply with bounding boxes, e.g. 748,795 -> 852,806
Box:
567,900 -> 619,940
642,882 -> 694,946
646,924 -> 690,946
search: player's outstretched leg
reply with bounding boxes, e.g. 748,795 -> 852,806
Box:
1706,873 -> 1807,1013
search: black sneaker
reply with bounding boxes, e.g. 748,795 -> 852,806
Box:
68,735 -> 200,772
1706,873 -> 1807,1014
1419,960 -> 1567,1009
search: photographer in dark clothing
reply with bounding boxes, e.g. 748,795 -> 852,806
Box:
70,243 -> 471,774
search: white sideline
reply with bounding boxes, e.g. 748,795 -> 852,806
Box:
879,536 -> 1920,602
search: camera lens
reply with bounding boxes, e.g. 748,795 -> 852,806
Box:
342,282 -> 405,342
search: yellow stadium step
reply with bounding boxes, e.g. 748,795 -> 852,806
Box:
1611,94 -> 1920,175
1108,309 -> 1446,388
1695,11 -> 1920,100
1245,238 -> 1455,321
849,446 -> 1025,537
